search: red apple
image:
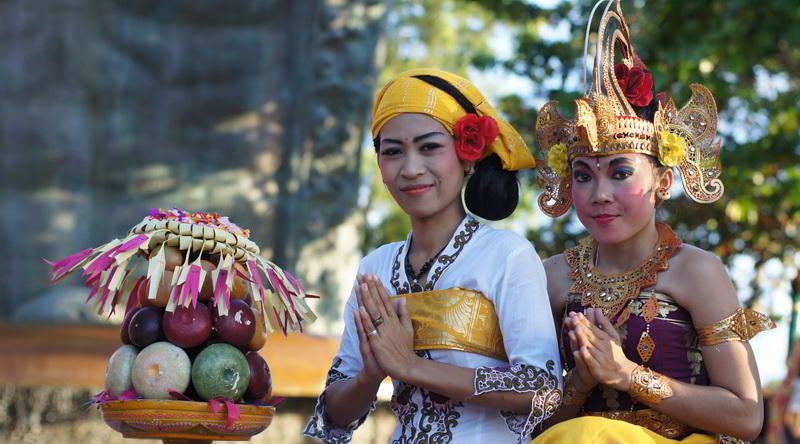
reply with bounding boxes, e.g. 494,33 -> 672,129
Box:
120,307 -> 142,344
244,352 -> 272,401
128,307 -> 163,347
162,302 -> 212,348
212,299 -> 256,347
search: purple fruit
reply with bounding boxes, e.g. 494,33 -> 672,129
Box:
121,307 -> 141,344
244,352 -> 272,401
162,302 -> 212,348
212,299 -> 256,347
128,307 -> 163,347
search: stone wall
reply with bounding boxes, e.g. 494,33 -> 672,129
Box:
0,0 -> 388,332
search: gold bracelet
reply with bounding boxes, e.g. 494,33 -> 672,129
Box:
696,307 -> 775,346
629,365 -> 673,407
562,368 -> 590,407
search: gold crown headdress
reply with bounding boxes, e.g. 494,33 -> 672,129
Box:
535,0 -> 724,217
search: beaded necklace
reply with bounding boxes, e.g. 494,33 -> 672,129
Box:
405,239 -> 449,293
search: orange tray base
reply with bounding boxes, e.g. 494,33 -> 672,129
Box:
100,399 -> 275,442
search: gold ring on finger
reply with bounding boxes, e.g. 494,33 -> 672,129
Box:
372,316 -> 384,327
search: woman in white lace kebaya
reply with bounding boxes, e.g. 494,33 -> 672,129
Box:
303,68 -> 563,443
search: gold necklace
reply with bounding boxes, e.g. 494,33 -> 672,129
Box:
565,222 -> 681,328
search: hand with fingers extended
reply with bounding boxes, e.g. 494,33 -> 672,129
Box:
355,274 -> 417,382
567,308 -> 637,392
352,280 -> 387,385
563,311 -> 599,394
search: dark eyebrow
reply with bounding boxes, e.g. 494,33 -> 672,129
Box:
608,157 -> 635,167
381,132 -> 447,145
572,159 -> 591,170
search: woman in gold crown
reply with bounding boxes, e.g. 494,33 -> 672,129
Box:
304,68 -> 562,443
531,1 -> 773,443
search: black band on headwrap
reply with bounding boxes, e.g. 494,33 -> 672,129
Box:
412,75 -> 478,115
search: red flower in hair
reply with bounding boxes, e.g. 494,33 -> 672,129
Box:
453,114 -> 499,162
614,64 -> 654,107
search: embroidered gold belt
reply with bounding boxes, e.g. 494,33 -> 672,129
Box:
584,409 -> 696,439
390,287 -> 507,361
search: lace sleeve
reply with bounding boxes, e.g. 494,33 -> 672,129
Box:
473,360 -> 562,443
303,358 -> 377,443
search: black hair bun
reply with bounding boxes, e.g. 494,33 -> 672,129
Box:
464,154 -> 519,221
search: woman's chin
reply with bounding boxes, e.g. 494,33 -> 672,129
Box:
585,221 -> 631,245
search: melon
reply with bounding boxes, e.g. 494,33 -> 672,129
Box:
191,343 -> 250,401
105,344 -> 139,397
131,342 -> 191,399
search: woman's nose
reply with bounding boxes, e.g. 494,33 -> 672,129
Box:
591,178 -> 613,203
401,151 -> 425,178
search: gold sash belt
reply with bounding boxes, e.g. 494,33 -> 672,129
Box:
391,287 -> 507,361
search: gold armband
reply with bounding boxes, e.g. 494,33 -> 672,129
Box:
629,365 -> 673,408
562,368 -> 590,407
696,308 -> 775,347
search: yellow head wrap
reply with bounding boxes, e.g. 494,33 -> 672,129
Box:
371,68 -> 535,171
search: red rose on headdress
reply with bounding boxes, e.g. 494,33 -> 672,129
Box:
453,114 -> 499,162
614,64 -> 654,107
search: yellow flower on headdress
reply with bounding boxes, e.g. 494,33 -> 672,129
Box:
547,143 -> 569,177
658,130 -> 688,167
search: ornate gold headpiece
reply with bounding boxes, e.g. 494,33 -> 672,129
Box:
535,0 -> 724,217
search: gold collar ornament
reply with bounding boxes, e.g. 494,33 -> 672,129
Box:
565,222 -> 681,326
535,0 -> 724,217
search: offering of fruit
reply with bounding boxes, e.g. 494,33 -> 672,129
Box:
213,299 -> 256,348
244,352 -> 272,402
131,342 -> 191,399
47,207 -> 318,437
162,302 -> 212,348
128,307 -> 163,348
247,304 -> 268,351
192,343 -> 250,401
105,345 -> 139,397
120,308 -> 140,345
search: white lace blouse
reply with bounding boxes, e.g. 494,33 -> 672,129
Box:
304,216 -> 563,443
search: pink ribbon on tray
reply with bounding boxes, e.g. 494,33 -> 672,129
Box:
208,397 -> 241,429
91,387 -> 139,405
